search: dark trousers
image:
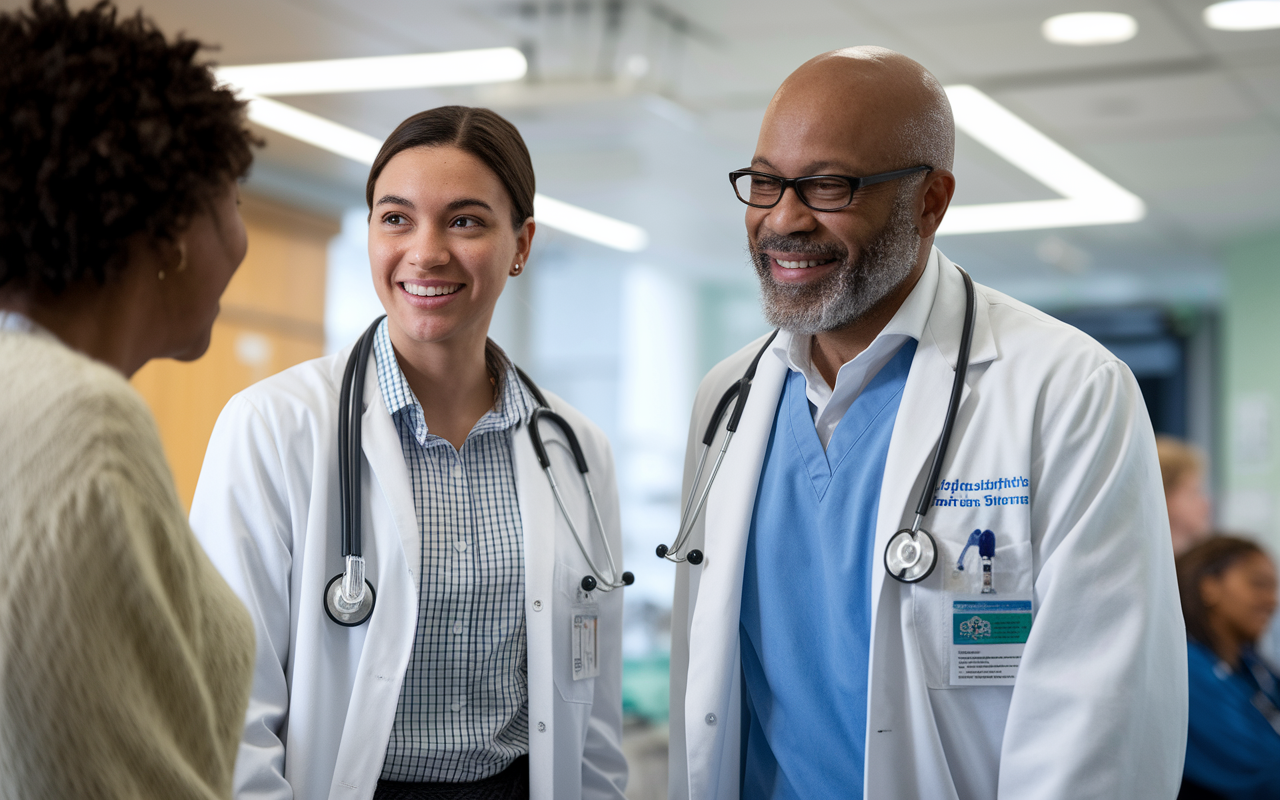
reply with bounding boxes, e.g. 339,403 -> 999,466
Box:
373,755 -> 529,800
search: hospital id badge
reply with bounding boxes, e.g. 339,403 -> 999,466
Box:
571,607 -> 600,681
949,593 -> 1032,686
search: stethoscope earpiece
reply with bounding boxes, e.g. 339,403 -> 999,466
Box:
530,407 -> 632,593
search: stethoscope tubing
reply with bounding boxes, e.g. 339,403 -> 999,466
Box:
912,267 -> 976,525
660,266 -> 978,585
326,320 -> 631,626
339,315 -> 383,559
659,330 -> 778,564
531,408 -> 631,591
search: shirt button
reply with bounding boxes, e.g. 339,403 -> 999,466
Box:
451,465 -> 464,479
451,702 -> 460,712
454,540 -> 468,552
532,600 -> 542,611
453,621 -> 463,634
458,698 -> 467,707
537,722 -> 546,732
705,713 -> 717,726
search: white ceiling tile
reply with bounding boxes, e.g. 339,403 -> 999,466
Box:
998,70 -> 1260,143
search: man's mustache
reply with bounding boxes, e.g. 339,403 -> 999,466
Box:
752,233 -> 848,263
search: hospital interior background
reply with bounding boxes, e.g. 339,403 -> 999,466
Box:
28,0 -> 1280,795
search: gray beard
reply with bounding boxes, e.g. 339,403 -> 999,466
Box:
751,192 -> 922,335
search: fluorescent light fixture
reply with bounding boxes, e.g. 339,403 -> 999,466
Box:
533,194 -> 649,252
217,47 -> 527,96
239,96 -> 649,251
244,95 -> 383,163
1203,0 -> 1280,30
1041,12 -> 1138,45
938,85 -> 1145,236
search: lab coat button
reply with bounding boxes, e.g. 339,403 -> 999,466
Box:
533,600 -> 542,611
705,713 -> 717,726
537,722 -> 546,732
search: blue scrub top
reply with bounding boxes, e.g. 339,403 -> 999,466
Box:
739,341 -> 915,800
1184,640 -> 1280,799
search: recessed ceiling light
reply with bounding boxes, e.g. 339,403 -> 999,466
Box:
1204,0 -> 1280,31
216,47 -> 527,96
1041,12 -> 1138,46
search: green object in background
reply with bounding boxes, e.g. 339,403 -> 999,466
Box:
622,654 -> 670,722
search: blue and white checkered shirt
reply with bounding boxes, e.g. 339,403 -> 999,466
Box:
374,320 -> 535,782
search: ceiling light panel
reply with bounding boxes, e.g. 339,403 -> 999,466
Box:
1041,12 -> 1138,46
241,96 -> 648,252
1204,0 -> 1280,31
217,47 -> 527,95
229,55 -> 1139,241
939,86 -> 1145,236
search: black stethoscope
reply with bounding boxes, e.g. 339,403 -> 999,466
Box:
324,316 -> 632,628
656,265 -> 976,585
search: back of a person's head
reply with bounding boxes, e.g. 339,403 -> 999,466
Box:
0,0 -> 256,297
1156,435 -> 1203,496
1176,535 -> 1267,647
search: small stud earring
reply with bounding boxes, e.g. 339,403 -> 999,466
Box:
157,269 -> 166,281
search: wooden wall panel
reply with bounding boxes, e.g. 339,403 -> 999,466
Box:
132,193 -> 339,510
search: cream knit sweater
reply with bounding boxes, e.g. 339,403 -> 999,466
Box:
0,327 -> 254,799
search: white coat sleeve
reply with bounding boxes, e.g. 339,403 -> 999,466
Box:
580,435 -> 630,800
999,360 -> 1187,799
189,394 -> 296,800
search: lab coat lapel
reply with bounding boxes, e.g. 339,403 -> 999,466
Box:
330,348 -> 422,798
871,252 -> 998,606
686,344 -> 788,797
512,415 -> 557,798
864,253 -> 997,790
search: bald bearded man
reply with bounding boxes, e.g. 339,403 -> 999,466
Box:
665,48 -> 1186,800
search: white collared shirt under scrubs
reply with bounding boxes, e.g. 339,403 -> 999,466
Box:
373,320 -> 535,782
742,265 -> 937,799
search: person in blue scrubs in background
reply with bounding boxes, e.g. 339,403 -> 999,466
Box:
1177,536 -> 1280,799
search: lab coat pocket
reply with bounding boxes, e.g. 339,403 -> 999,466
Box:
913,539 -> 1034,689
553,563 -> 597,704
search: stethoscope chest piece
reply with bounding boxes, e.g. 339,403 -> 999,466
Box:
884,527 -> 938,583
324,570 -> 376,627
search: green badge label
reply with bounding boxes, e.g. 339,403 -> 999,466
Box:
952,600 -> 1032,645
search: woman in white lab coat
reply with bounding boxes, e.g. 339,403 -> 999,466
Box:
191,106 -> 628,800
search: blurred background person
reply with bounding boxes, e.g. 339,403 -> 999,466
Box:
1177,536 -> 1280,799
1159,434 -> 1214,556
0,0 -> 258,797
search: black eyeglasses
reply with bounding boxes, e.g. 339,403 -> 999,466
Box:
728,165 -> 933,212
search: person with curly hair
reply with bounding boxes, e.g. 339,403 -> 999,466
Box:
0,1 -> 258,797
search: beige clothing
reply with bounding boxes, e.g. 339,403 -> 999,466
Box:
0,327 -> 254,799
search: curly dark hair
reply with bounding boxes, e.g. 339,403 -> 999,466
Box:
0,0 -> 257,295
